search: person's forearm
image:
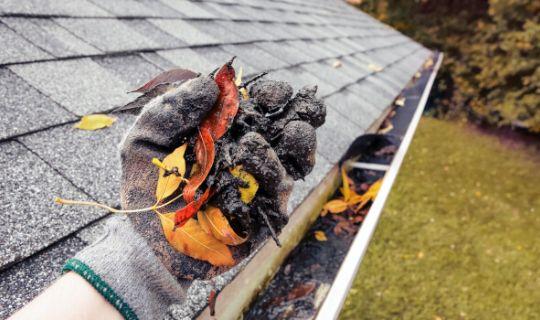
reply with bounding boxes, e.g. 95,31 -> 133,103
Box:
9,272 -> 123,320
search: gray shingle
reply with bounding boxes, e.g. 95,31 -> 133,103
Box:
0,23 -> 51,64
255,41 -> 314,66
122,19 -> 186,48
0,68 -> 75,140
158,0 -> 216,19
324,89 -> 380,130
0,236 -> 85,319
150,19 -> 219,46
157,48 -> 216,73
187,20 -> 245,44
19,114 -> 136,206
55,18 -> 157,52
0,0 -> 111,16
87,0 -> 163,17
0,141 -> 101,269
92,54 -> 164,90
140,52 -> 178,70
221,43 -> 289,74
315,105 -> 363,163
1,18 -> 101,58
10,58 -> 131,115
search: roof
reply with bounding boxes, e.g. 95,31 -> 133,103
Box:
0,0 -> 431,317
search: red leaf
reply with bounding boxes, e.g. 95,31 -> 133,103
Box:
175,188 -> 212,227
183,127 -> 215,203
130,68 -> 199,93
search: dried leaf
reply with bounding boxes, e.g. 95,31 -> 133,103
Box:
159,212 -> 234,266
368,63 -> 383,72
395,97 -> 406,107
414,71 -> 421,79
355,179 -> 382,212
341,167 -> 351,201
198,206 -> 247,245
74,114 -> 116,130
348,193 -> 364,205
175,188 -> 212,227
130,68 -> 198,93
234,66 -> 243,86
230,165 -> 259,204
332,60 -> 342,68
322,199 -> 348,215
154,144 -> 187,201
314,230 -> 328,241
183,128 -> 215,203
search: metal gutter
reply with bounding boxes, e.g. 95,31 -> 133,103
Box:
315,53 -> 444,320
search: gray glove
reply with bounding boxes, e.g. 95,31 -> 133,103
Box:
65,68 -> 326,320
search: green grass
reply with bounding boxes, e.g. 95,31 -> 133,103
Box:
340,117 -> 540,320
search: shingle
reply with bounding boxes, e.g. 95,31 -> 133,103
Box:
0,0 -> 111,16
286,65 -> 336,97
10,58 -> 131,115
198,2 -> 245,20
221,43 -> 289,74
0,236 -> 85,319
348,81 -> 393,112
324,89 -> 380,130
140,52 -> 178,70
93,54 -> 164,90
192,46 -> 253,72
302,60 -> 354,93
210,20 -> 271,43
287,153 -> 333,213
187,20 -> 245,44
0,68 -> 75,140
0,23 -> 51,64
122,19 -> 186,48
0,141 -> 101,269
255,41 -> 314,66
150,19 -> 219,46
19,114 -> 136,206
55,18 -> 157,52
157,48 -> 215,73
1,18 -> 101,58
315,104 -> 363,163
158,0 -> 216,19
87,0 -> 164,17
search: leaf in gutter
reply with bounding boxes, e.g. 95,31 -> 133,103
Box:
378,122 -> 394,134
395,97 -> 406,107
153,143 -> 187,201
198,206 -> 247,246
74,114 -> 116,130
130,68 -> 199,93
159,212 -> 235,266
368,63 -> 383,72
314,230 -> 328,241
355,179 -> 382,212
322,199 -> 348,216
340,166 -> 352,201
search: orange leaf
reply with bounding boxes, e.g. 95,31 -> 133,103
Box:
159,213 -> 235,266
355,179 -> 382,212
323,199 -> 349,214
183,128 -> 215,203
154,144 -> 187,201
314,230 -> 328,241
175,188 -> 212,227
198,206 -> 247,246
341,167 -> 351,201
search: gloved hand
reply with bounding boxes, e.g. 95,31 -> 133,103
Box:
64,61 -> 326,320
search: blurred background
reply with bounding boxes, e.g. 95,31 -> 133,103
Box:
342,1 -> 539,319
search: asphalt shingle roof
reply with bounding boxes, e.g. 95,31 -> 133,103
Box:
0,0 -> 432,317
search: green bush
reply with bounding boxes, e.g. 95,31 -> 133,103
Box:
353,0 -> 540,132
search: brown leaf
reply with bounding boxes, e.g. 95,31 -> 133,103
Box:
333,220 -> 356,236
154,143 -> 187,201
130,68 -> 199,93
198,206 -> 247,246
159,212 -> 235,266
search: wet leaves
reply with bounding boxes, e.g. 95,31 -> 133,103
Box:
198,206 -> 247,245
230,165 -> 259,204
74,114 -> 116,130
159,212 -> 235,266
322,199 -> 349,215
314,230 -> 328,241
154,143 -> 187,201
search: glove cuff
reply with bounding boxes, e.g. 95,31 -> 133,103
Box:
63,215 -> 185,320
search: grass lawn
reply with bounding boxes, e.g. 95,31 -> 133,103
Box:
340,117 -> 540,320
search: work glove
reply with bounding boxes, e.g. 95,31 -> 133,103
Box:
64,62 -> 326,320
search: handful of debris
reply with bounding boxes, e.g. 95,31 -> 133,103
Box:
59,58 -> 326,279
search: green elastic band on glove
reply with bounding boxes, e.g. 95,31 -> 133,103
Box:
62,258 -> 138,320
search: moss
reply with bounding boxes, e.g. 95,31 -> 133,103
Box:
340,118 -> 540,320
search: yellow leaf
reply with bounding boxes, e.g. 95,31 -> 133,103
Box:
368,63 -> 383,72
239,87 -> 249,100
395,97 -> 406,107
154,144 -> 187,201
314,230 -> 327,242
323,199 -> 348,214
348,193 -> 364,205
355,179 -> 382,211
198,206 -> 247,246
234,66 -> 243,86
158,212 -> 235,266
74,114 -> 116,130
230,165 -> 259,204
341,167 -> 351,201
